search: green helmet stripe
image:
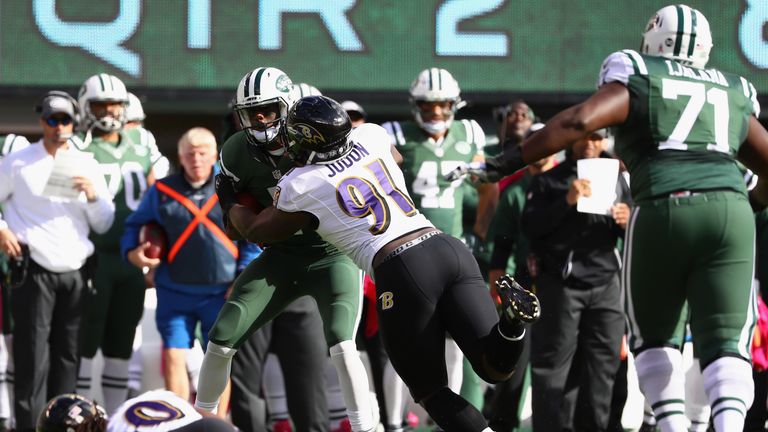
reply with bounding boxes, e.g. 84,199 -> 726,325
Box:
97,74 -> 108,92
687,8 -> 698,58
428,68 -> 434,91
252,68 -> 266,96
673,4 -> 684,57
241,70 -> 254,100
437,68 -> 443,90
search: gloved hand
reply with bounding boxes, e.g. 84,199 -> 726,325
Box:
215,173 -> 238,214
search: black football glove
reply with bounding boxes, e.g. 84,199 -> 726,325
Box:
481,142 -> 526,183
215,173 -> 238,214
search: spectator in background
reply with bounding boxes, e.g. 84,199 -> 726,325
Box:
485,121 -> 556,432
121,127 -> 236,406
341,101 -> 367,128
73,73 -> 156,415
125,92 -> 171,178
521,129 -> 630,432
0,91 -> 114,431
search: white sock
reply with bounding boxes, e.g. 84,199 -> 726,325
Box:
127,324 -> 143,395
186,340 -> 205,393
684,355 -> 710,431
0,336 -> 10,420
78,357 -> 94,397
4,335 -> 13,427
635,347 -> 688,432
703,356 -> 753,432
326,357 -> 347,422
445,338 -> 463,393
383,361 -> 405,428
263,353 -> 289,422
330,340 -> 375,432
194,342 -> 236,412
102,357 -> 130,414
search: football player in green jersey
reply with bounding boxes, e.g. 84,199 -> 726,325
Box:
473,5 -> 768,432
73,73 -> 155,415
381,67 -> 497,425
195,68 -> 378,432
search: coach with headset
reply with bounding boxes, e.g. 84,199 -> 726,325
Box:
0,91 -> 114,431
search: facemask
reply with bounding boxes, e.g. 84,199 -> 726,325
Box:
249,126 -> 280,144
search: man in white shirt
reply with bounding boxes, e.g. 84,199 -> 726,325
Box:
0,91 -> 114,431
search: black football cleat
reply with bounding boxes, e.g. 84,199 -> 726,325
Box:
495,274 -> 540,323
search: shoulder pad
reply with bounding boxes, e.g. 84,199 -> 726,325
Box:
380,121 -> 404,146
598,50 -> 647,88
739,76 -> 761,118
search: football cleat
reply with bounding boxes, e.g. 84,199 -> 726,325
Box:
495,274 -> 540,323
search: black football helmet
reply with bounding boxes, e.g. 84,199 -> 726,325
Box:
283,95 -> 353,165
37,394 -> 107,432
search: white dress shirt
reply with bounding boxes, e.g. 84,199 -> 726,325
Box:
0,141 -> 115,272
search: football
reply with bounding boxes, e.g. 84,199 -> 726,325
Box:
139,221 -> 167,260
237,191 -> 264,214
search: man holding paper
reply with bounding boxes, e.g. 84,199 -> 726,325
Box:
0,91 -> 114,431
520,129 -> 630,432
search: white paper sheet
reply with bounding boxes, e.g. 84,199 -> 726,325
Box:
42,151 -> 97,200
576,158 -> 619,215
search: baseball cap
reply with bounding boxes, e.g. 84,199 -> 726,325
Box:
340,100 -> 366,118
39,94 -> 76,119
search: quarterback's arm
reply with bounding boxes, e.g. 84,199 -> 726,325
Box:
738,116 -> 768,208
230,205 -> 313,244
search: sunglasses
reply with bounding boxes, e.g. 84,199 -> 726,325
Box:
45,116 -> 73,127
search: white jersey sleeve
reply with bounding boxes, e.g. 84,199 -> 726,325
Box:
276,123 -> 433,274
597,49 -> 648,88
107,390 -> 203,432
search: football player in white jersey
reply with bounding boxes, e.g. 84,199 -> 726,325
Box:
215,96 -> 540,432
108,390 -> 235,432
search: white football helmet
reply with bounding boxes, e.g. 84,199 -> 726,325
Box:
125,92 -> 146,123
78,73 -> 129,132
641,4 -> 712,69
409,68 -> 463,134
291,82 -> 323,99
234,67 -> 296,146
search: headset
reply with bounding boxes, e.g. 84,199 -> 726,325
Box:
35,90 -> 80,125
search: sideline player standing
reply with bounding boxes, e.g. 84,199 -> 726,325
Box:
73,73 -> 155,414
471,5 -> 767,432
